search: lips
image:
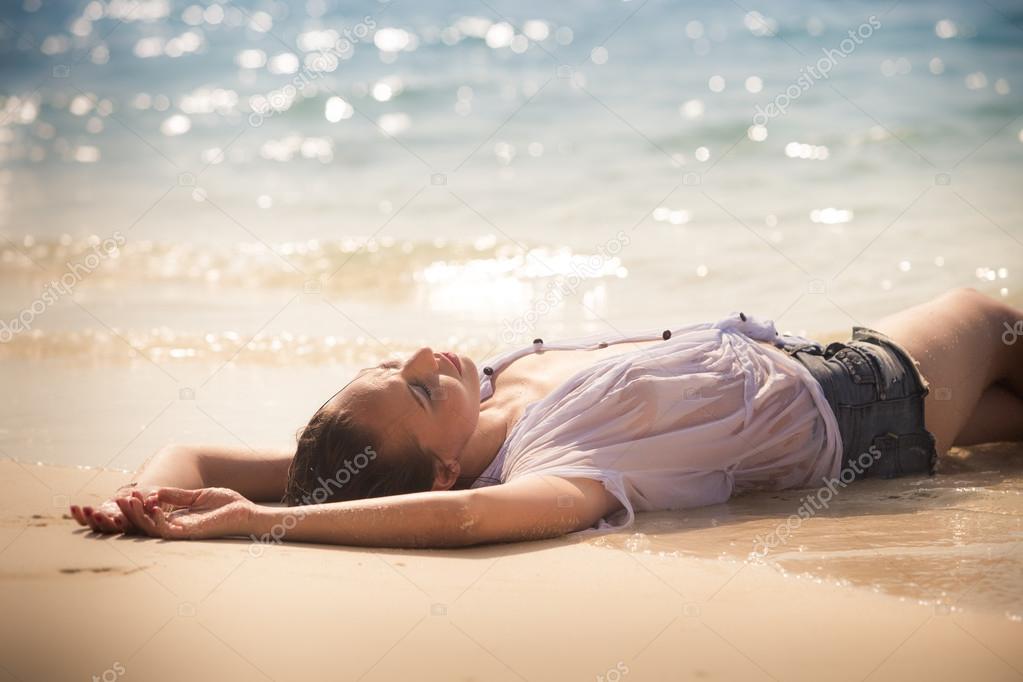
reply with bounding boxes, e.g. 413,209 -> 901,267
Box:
441,351 -> 462,377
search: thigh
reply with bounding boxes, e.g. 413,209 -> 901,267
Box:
869,288 -> 1005,455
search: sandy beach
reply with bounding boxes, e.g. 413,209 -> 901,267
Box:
2,443 -> 1021,682
3,0 -> 1022,679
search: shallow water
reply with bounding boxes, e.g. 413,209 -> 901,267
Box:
1,0 -> 1022,350
592,442 -> 1023,621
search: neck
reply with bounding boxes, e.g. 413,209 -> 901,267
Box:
454,401 -> 511,485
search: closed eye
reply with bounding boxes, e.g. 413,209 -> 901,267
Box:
407,381 -> 431,410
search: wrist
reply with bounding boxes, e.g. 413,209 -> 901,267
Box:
246,504 -> 318,545
247,504 -> 284,539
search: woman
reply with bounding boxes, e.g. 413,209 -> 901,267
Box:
70,288 -> 1023,547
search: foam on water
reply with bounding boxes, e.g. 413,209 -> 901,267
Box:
0,234 -> 624,293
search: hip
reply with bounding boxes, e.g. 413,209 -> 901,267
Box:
775,327 -> 938,480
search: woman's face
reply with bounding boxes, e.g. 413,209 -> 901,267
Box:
328,348 -> 481,475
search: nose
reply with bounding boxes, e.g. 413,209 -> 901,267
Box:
402,347 -> 437,374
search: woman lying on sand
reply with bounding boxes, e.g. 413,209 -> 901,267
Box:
70,288 -> 1023,548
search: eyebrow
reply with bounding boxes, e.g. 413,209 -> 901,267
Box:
359,358 -> 402,373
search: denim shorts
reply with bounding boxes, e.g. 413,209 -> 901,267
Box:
778,326 -> 938,479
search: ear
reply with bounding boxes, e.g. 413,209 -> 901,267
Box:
431,458 -> 461,491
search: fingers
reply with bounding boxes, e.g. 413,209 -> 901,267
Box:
91,510 -> 122,533
153,487 -> 200,507
80,506 -> 102,532
150,507 -> 188,540
68,498 -> 135,534
69,505 -> 88,526
143,492 -> 161,514
127,496 -> 161,538
83,507 -> 100,532
114,496 -> 146,535
72,491 -> 197,540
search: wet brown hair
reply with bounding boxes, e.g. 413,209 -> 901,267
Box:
283,405 -> 437,506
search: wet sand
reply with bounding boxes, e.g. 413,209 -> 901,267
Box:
2,446 -> 1021,681
1,331 -> 1021,681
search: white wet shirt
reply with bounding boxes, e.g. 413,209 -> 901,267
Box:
470,312 -> 843,534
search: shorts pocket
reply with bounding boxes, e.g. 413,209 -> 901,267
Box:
863,431 -> 937,479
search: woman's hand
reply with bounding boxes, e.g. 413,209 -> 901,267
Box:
135,487 -> 256,540
69,485 -> 161,534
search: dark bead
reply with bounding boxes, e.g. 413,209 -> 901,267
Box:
532,338 -> 543,345
739,312 -> 747,322
483,366 -> 493,376
598,342 -> 608,349
662,330 -> 671,340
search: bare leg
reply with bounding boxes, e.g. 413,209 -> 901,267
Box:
869,288 -> 1023,456
954,383 -> 1023,446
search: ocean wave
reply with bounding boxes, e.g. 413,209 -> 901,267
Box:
0,234 -> 626,293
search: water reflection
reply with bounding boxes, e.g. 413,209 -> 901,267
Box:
591,442 -> 1023,620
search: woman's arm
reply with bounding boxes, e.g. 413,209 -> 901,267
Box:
144,444 -> 294,502
145,474 -> 624,548
70,444 -> 293,533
